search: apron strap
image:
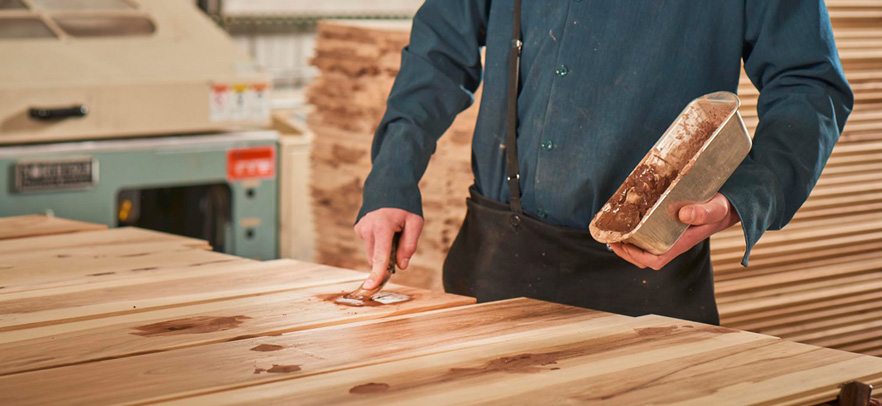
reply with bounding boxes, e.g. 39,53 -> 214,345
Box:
505,0 -> 523,214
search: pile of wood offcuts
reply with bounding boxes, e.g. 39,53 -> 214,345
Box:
308,20 -> 479,290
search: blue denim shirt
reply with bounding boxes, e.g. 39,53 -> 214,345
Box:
357,0 -> 853,265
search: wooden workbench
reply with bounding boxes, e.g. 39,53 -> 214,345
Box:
1,216 -> 881,406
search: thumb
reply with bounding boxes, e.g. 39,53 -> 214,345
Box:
679,194 -> 730,225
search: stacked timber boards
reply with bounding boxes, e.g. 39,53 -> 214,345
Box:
711,0 -> 882,356
0,215 -> 106,241
2,219 -> 882,404
308,20 -> 478,290
307,8 -> 882,356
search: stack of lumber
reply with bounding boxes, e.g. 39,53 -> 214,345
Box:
3,217 -> 882,405
0,215 -> 106,241
308,20 -> 478,290
712,0 -> 882,356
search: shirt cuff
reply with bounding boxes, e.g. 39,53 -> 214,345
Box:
717,160 -> 785,267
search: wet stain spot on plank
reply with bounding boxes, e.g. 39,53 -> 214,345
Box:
253,368 -> 266,374
250,344 -> 284,352
317,292 -> 414,308
450,353 -> 559,375
89,272 -> 116,277
634,325 -> 679,336
265,364 -> 301,373
349,383 -> 390,394
131,315 -> 250,337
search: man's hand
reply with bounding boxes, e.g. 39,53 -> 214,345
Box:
609,193 -> 739,270
354,208 -> 424,289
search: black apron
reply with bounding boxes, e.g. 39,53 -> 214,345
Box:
441,0 -> 719,325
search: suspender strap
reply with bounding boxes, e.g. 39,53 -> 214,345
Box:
505,0 -> 524,214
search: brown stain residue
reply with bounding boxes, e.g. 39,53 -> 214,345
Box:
450,353 -> 559,375
89,272 -> 116,276
131,315 -> 250,337
594,100 -> 730,234
250,344 -> 284,352
130,267 -> 158,272
267,364 -> 301,373
349,383 -> 390,394
634,325 -> 679,336
253,368 -> 266,374
317,292 -> 414,308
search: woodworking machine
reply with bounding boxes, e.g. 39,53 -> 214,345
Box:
0,0 -> 278,259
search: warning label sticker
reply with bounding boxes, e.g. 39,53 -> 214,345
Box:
210,82 -> 270,122
227,146 -> 276,181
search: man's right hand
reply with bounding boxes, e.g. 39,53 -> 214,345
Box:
354,208 -> 424,290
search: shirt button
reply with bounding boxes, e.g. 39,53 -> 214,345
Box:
537,207 -> 549,219
555,65 -> 569,77
540,140 -> 554,151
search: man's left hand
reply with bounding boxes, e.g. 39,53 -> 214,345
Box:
609,193 -> 739,270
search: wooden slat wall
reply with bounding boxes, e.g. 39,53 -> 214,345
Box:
712,0 -> 882,356
307,6 -> 882,356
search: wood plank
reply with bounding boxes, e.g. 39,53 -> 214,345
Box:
0,299 -> 625,406
0,227 -> 209,256
0,259 -> 366,331
0,281 -> 474,376
154,315 -> 882,406
0,242 -> 246,295
0,215 -> 105,241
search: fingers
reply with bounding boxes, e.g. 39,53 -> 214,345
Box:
609,243 -> 646,269
397,216 -> 423,269
363,228 -> 393,290
679,193 -> 731,226
363,231 -> 375,267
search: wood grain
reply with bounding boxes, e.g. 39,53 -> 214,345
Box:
0,241 -> 246,295
0,281 -> 473,376
156,315 -> 882,406
0,299 -> 622,406
0,259 -> 366,331
0,226 -> 208,256
0,215 -> 106,241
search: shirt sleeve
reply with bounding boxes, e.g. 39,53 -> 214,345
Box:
356,0 -> 490,222
719,0 -> 853,266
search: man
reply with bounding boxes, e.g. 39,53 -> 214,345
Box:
353,0 -> 852,325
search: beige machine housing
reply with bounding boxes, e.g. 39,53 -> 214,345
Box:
0,0 -> 271,144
